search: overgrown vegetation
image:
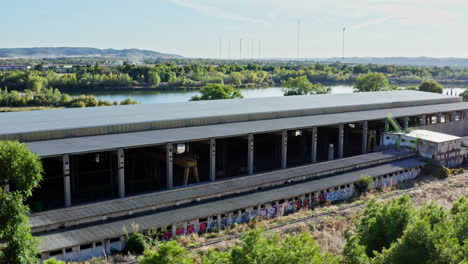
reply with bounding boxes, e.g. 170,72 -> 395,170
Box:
190,84 -> 243,101
1,61 -> 467,93
0,141 -> 43,264
354,175 -> 373,194
421,159 -> 449,179
343,195 -> 467,264
0,88 -> 138,108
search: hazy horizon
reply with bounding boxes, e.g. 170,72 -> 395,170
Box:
3,0 -> 468,59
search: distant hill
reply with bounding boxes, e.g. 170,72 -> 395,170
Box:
316,57 -> 468,67
0,47 -> 182,59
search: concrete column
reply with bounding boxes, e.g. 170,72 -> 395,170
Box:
384,119 -> 389,132
171,224 -> 176,238
209,138 -> 216,181
328,144 -> 334,161
117,149 -> 125,198
311,127 -> 317,163
420,114 -> 426,126
217,214 -> 222,230
338,124 -> 344,159
451,111 -> 456,122
281,130 -> 287,169
362,121 -> 368,154
403,117 -> 409,131
166,143 -> 173,189
63,155 -> 71,207
247,134 -> 254,175
437,113 -> 442,123
105,239 -> 111,255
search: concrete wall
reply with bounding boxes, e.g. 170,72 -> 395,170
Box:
414,119 -> 468,137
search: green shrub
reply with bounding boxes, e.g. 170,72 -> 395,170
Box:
138,241 -> 193,264
354,175 -> 373,194
422,159 -> 449,179
43,258 -> 65,264
124,233 -> 153,255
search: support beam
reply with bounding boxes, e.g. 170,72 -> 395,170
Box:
209,138 -> 216,181
338,124 -> 344,159
420,115 -> 426,126
247,134 -> 254,175
117,149 -> 125,198
281,130 -> 287,169
328,144 -> 334,161
362,121 -> 368,154
403,117 -> 409,131
63,155 -> 71,207
166,143 -> 173,189
311,127 -> 317,164
384,119 -> 389,132
451,111 -> 457,122
437,113 -> 442,123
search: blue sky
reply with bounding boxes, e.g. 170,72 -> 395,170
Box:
2,0 -> 468,58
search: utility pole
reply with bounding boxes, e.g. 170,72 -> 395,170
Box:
297,18 -> 300,59
258,40 -> 261,59
240,38 -> 242,59
342,27 -> 346,60
219,38 -> 222,59
251,39 -> 254,59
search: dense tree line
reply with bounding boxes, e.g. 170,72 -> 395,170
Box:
0,88 -> 138,108
2,61 -> 468,93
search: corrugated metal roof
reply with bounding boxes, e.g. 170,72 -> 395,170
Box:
30,149 -> 414,230
0,91 -> 460,137
27,102 -> 468,157
38,158 -> 424,252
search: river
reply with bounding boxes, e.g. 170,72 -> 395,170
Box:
69,85 -> 467,105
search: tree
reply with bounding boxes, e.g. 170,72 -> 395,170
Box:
342,195 -> 414,261
138,241 -> 193,264
0,141 -> 43,264
282,76 -> 311,96
120,97 -> 139,105
418,80 -> 443,94
354,175 -> 372,194
460,89 -> 468,102
343,195 -> 467,264
227,229 -> 338,264
147,71 -> 161,87
282,76 -> 329,96
353,73 -> 389,92
0,141 -> 43,197
190,84 -> 243,101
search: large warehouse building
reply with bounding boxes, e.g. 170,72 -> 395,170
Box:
1,90 -> 467,260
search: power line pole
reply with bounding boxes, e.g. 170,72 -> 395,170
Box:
342,27 -> 346,60
251,39 -> 254,59
240,38 -> 242,59
219,38 -> 222,59
258,40 -> 261,59
297,18 -> 300,59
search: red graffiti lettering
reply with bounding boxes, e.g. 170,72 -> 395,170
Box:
176,227 -> 185,235
199,222 -> 207,233
163,232 -> 172,240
